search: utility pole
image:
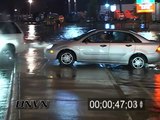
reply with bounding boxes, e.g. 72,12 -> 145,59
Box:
28,0 -> 33,16
9,0 -> 15,20
119,0 -> 122,12
74,0 -> 77,12
68,0 -> 71,13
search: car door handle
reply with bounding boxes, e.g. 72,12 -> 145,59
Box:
100,45 -> 107,47
126,44 -> 132,47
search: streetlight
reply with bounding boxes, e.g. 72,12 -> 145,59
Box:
105,3 -> 110,21
14,9 -> 18,12
28,0 -> 33,15
119,0 -> 122,12
74,0 -> 77,12
105,4 -> 110,8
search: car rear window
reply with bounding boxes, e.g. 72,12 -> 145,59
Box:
0,22 -> 22,34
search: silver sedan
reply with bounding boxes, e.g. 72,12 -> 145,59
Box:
44,29 -> 160,69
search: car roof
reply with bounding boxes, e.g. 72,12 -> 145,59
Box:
93,29 -> 133,32
92,29 -> 144,36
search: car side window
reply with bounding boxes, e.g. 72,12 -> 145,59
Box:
113,32 -> 125,43
105,31 -> 114,41
124,33 -> 142,43
129,34 -> 142,43
123,33 -> 135,43
110,32 -> 135,43
84,31 -> 110,43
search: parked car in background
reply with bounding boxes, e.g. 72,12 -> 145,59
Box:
44,13 -> 64,26
0,21 -> 26,61
114,10 -> 125,20
44,29 -> 160,69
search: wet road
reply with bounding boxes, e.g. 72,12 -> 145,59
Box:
5,22 -> 160,120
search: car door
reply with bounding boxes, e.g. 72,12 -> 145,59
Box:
78,31 -> 110,62
108,31 -> 136,64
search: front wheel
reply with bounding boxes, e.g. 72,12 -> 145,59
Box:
58,51 -> 75,66
1,46 -> 15,60
129,56 -> 147,69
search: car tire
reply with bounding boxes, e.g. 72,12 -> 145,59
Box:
58,51 -> 75,66
129,55 -> 147,69
1,45 -> 15,61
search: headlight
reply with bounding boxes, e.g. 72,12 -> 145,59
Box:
49,50 -> 54,54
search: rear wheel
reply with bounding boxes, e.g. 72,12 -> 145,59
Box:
129,55 -> 147,69
58,51 -> 75,66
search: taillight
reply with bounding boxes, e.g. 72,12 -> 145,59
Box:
156,46 -> 160,53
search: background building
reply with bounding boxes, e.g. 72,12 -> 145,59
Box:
152,2 -> 160,21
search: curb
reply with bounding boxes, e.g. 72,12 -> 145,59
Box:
5,60 -> 20,120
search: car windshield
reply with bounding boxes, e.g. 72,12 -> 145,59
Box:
73,29 -> 96,41
0,22 -> 21,34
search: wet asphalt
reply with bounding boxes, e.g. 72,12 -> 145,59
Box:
0,21 -> 160,120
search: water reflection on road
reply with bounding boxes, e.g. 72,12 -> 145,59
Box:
25,25 -> 37,41
25,48 -> 38,74
22,24 -> 88,42
22,22 -> 160,43
38,62 -> 160,119
58,25 -> 87,40
109,66 -> 160,118
153,74 -> 160,111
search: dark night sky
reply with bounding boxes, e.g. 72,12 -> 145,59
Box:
0,0 -> 160,15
